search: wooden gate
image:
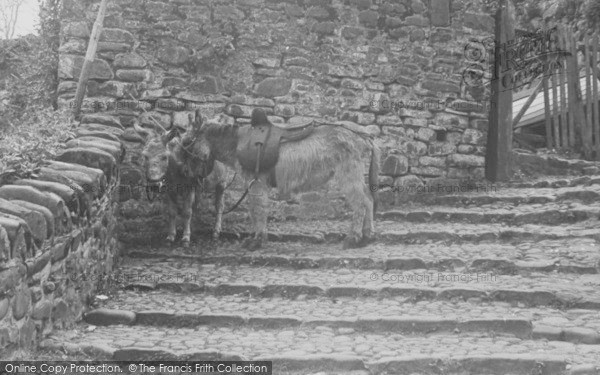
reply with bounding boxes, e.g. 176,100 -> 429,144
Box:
512,26 -> 600,159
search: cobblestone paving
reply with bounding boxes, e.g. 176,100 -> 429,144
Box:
264,219 -> 600,240
381,184 -> 600,208
380,202 -> 600,223
46,177 -> 600,372
128,238 -> 600,272
99,291 -> 600,332
505,175 -> 600,188
409,184 -> 600,200
116,259 -> 600,300
47,325 -> 600,364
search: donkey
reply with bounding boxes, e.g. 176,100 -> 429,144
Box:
176,108 -> 381,250
134,115 -> 227,246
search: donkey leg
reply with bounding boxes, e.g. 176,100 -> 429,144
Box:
243,176 -> 269,251
213,182 -> 225,241
194,184 -> 203,211
166,199 -> 177,244
361,185 -> 376,243
181,190 -> 195,247
343,184 -> 369,249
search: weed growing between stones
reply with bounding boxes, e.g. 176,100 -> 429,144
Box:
0,107 -> 76,182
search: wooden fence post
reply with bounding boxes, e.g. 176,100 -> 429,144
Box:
585,34 -> 593,154
551,60 -> 560,148
565,26 -> 588,156
72,0 -> 109,119
559,28 -> 568,150
485,0 -> 515,182
592,33 -> 599,157
542,33 -> 553,149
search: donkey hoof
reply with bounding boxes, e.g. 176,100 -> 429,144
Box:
166,236 -> 176,245
359,233 -> 377,246
343,236 -> 363,249
242,238 -> 263,252
242,238 -> 255,249
182,239 -> 190,248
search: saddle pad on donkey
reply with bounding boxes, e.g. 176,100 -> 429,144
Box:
236,124 -> 282,174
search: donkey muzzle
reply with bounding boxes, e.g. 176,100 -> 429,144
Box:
146,178 -> 164,202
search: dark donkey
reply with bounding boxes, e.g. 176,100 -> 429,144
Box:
134,112 -> 227,246
176,108 -> 380,250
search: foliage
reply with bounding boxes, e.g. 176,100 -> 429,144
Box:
0,36 -> 52,114
525,2 -> 543,20
37,0 -> 63,108
0,0 -> 62,115
584,0 -> 600,30
0,0 -> 66,183
0,107 -> 76,183
482,0 -> 500,14
554,0 -> 585,22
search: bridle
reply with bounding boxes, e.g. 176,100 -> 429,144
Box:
178,134 -> 200,158
145,177 -> 165,202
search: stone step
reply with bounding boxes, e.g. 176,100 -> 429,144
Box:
87,290 -> 600,344
41,325 -> 600,373
384,185 -> 600,208
260,220 -> 600,245
378,203 -> 600,226
107,259 -> 600,309
125,238 -> 600,275
119,219 -> 600,246
507,175 -> 600,189
120,202 -> 600,246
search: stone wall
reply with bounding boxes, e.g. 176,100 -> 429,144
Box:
0,113 -> 123,355
57,0 -> 495,209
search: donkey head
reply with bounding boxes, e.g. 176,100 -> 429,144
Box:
134,119 -> 181,187
175,109 -> 216,178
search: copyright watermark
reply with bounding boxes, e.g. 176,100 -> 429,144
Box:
462,27 -> 569,92
369,99 -> 494,112
369,272 -> 498,284
370,183 -> 497,194
67,271 -> 199,284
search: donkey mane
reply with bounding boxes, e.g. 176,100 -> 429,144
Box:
203,123 -> 239,139
201,123 -> 240,165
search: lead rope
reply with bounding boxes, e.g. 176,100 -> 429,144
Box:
221,141 -> 263,215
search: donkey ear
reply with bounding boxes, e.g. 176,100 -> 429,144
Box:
190,110 -> 204,132
161,128 -> 179,146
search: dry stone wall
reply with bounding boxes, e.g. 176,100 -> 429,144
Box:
57,0 -> 495,208
0,113 -> 123,355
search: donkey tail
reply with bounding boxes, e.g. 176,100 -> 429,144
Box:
368,142 -> 381,216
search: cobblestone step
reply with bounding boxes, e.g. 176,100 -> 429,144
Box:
41,325 -> 600,373
87,290 -> 600,344
378,203 -> 600,226
85,309 -> 534,339
388,185 -> 600,208
122,219 -> 600,246
126,238 -> 600,274
507,175 -> 600,189
107,260 -> 600,309
259,220 -> 600,245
